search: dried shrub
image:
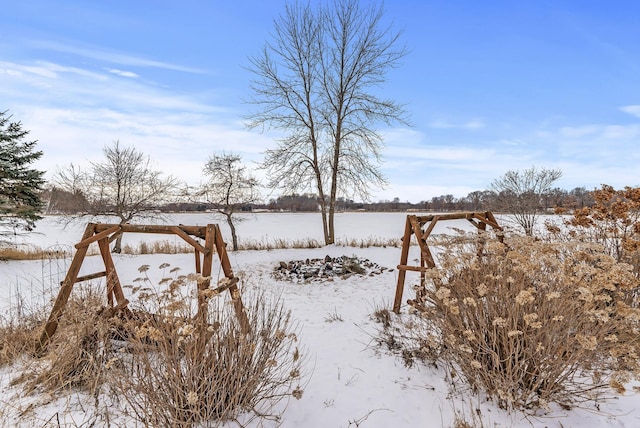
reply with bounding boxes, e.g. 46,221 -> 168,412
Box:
413,234 -> 640,409
110,269 -> 306,427
10,264 -> 305,427
554,185 -> 640,281
22,288 -> 114,396
0,312 -> 44,367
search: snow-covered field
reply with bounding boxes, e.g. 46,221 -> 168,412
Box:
1,213 -> 639,427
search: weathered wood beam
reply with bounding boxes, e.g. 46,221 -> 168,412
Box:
393,216 -> 414,313
397,264 -> 430,272
171,226 -> 207,254
75,224 -> 120,249
421,215 -> 440,240
94,223 -> 207,239
73,271 -> 107,283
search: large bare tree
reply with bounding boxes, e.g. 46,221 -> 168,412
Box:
199,152 -> 260,251
490,166 -> 563,236
247,0 -> 407,244
55,140 -> 178,252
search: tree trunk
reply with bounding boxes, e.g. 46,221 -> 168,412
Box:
327,143 -> 340,246
112,217 -> 129,253
227,214 -> 238,251
320,202 -> 330,245
112,233 -> 123,253
328,199 -> 335,245
315,176 -> 330,245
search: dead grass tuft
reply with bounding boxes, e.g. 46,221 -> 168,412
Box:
237,237 -> 323,250
21,288 -> 113,396
0,312 -> 45,367
121,240 -> 194,254
0,245 -> 72,261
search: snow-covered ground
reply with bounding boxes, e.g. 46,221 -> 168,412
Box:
1,213 -> 639,427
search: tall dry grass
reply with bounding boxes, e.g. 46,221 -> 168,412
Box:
0,245 -> 72,260
19,288 -> 112,395
0,311 -> 46,368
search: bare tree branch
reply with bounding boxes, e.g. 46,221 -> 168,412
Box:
490,165 -> 563,236
197,152 -> 260,251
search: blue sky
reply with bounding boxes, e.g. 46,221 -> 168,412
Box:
1,0 -> 639,203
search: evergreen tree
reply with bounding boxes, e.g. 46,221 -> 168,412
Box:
0,110 -> 45,237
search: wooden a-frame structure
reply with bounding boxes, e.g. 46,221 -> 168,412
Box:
393,212 -> 503,313
36,223 -> 249,354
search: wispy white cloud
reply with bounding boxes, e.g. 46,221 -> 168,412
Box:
619,105 -> 640,118
559,125 -> 600,138
29,39 -> 204,74
498,138 -> 527,147
0,60 -> 219,113
558,123 -> 640,140
0,58 -> 271,186
427,118 -> 485,130
107,68 -> 139,78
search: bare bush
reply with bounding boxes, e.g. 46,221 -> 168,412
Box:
198,152 -> 260,251
489,166 -> 562,236
54,141 -> 178,253
558,185 -> 640,280
109,270 -> 305,427
409,234 -> 640,409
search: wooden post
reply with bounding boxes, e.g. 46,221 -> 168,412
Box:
36,223 -> 95,354
194,249 -> 201,274
197,224 -> 216,322
475,216 -> 487,257
212,224 -> 250,333
98,237 -> 127,307
393,216 -> 413,313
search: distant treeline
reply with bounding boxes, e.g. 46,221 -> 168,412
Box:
42,187 -> 595,214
